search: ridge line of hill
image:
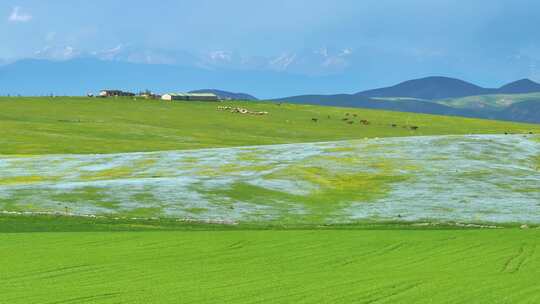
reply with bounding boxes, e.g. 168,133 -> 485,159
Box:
272,77 -> 540,123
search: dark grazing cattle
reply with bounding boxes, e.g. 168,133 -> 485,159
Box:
410,126 -> 419,130
312,118 -> 319,122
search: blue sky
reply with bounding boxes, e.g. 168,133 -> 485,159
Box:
2,0 -> 540,92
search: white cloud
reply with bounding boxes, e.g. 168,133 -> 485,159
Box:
321,56 -> 348,69
340,48 -> 353,56
8,7 -> 32,23
209,50 -> 232,62
92,45 -> 123,60
269,53 -> 296,70
34,46 -> 80,60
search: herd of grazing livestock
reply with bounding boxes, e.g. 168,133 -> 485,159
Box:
217,105 -> 421,130
312,112 -> 420,130
213,105 -> 540,137
217,106 -> 269,115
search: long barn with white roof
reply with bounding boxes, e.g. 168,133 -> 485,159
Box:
161,93 -> 219,101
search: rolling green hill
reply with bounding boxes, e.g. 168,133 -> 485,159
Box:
2,134 -> 538,224
2,97 -> 540,303
0,97 -> 538,155
437,92 -> 540,111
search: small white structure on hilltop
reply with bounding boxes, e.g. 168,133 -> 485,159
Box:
161,93 -> 219,101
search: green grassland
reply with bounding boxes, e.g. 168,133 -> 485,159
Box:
1,97 -> 539,155
1,218 -> 539,304
2,97 -> 540,303
438,92 -> 540,110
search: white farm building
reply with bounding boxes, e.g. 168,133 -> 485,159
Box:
161,93 -> 219,101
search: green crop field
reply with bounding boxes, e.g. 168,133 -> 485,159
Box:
2,219 -> 540,304
2,97 -> 540,303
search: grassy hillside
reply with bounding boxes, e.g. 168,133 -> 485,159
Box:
2,96 -> 540,304
1,97 -> 539,155
2,224 -> 539,304
438,92 -> 540,110
2,135 -> 538,223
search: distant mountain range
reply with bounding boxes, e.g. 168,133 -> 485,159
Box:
499,100 -> 540,123
354,76 -> 540,99
274,77 -> 540,123
0,58 -> 538,124
356,76 -> 489,100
